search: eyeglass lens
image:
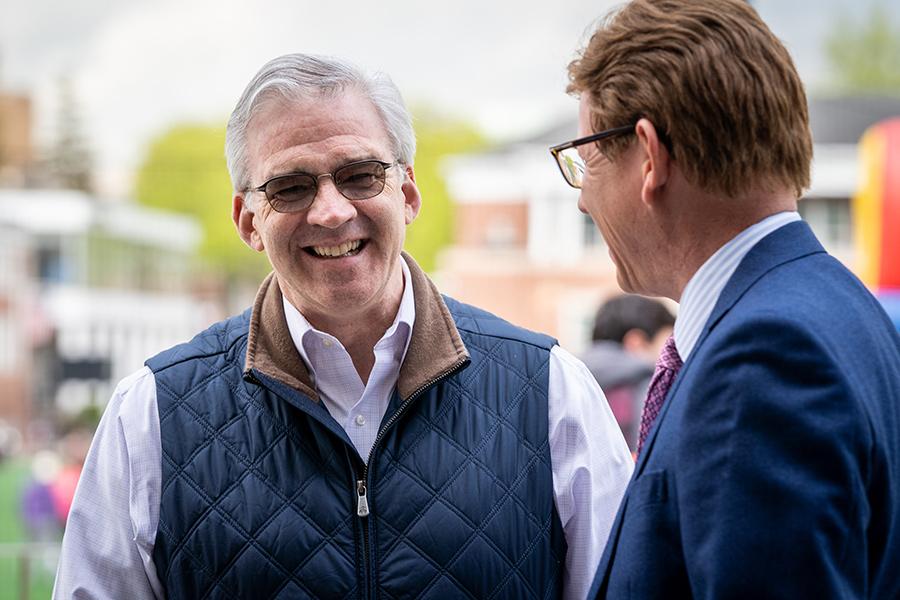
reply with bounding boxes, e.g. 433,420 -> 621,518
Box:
556,149 -> 585,189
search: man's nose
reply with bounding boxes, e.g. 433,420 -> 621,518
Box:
305,176 -> 357,228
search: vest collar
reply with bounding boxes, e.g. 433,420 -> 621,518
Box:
244,252 -> 469,402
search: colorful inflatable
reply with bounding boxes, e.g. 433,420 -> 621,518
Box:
853,117 -> 900,330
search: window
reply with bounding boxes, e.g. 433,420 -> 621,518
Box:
799,197 -> 852,252
583,213 -> 604,248
37,245 -> 65,283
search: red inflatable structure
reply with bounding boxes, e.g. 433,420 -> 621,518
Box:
852,117 -> 900,330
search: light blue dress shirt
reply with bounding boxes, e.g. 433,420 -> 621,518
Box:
674,211 -> 801,360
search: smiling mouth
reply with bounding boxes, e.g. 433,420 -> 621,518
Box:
304,239 -> 366,258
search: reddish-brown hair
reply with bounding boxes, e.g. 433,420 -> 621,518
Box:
568,0 -> 812,198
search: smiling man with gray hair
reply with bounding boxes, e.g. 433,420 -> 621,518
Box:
54,53 -> 633,599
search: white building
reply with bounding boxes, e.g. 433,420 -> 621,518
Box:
0,189 -> 217,428
0,223 -> 32,434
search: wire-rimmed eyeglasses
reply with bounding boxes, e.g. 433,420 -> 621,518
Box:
250,159 -> 399,213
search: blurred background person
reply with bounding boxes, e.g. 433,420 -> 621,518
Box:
580,295 -> 674,452
20,410 -> 96,540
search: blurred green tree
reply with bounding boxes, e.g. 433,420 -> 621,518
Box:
405,111 -> 485,272
134,113 -> 484,278
133,124 -> 268,279
825,4 -> 900,93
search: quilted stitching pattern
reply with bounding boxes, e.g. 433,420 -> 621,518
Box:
151,302 -> 565,599
372,329 -> 563,599
154,348 -> 358,599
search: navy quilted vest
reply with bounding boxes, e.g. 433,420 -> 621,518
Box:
148,297 -> 566,599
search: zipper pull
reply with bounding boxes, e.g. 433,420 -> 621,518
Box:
356,480 -> 370,517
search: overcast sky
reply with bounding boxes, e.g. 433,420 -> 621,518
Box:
2,0 -> 897,197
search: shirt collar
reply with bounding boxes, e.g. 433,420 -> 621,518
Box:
673,211 -> 801,361
282,255 -> 416,380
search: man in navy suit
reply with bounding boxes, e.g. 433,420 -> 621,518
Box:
549,0 -> 900,597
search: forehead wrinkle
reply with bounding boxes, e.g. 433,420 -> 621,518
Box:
260,136 -> 385,181
246,95 -> 393,184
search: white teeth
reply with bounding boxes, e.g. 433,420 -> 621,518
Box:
312,240 -> 361,257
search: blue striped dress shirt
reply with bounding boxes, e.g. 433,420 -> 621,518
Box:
674,211 -> 802,361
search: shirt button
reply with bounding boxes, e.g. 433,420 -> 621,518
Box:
322,338 -> 333,348
355,415 -> 366,426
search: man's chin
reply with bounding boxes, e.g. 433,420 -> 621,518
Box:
613,263 -> 640,295
615,273 -> 634,294
608,250 -> 629,291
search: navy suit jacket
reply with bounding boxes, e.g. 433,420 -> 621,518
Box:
590,221 -> 900,599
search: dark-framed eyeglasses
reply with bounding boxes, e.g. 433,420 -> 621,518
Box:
549,124 -> 636,189
250,159 -> 399,213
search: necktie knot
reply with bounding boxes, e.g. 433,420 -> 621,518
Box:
636,334 -> 682,457
656,334 -> 683,372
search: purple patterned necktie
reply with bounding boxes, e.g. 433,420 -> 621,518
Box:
636,335 -> 683,457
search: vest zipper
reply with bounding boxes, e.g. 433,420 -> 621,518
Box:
356,480 -> 369,517
355,356 -> 469,598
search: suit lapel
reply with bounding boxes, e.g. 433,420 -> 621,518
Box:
591,221 -> 826,596
635,220 -> 825,469
700,220 -> 825,335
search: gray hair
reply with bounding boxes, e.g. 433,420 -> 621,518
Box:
225,53 -> 416,196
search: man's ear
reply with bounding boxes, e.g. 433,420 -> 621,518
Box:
401,165 -> 422,225
634,118 -> 671,207
232,194 -> 265,252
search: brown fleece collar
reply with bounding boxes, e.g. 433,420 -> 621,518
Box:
244,252 -> 469,402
